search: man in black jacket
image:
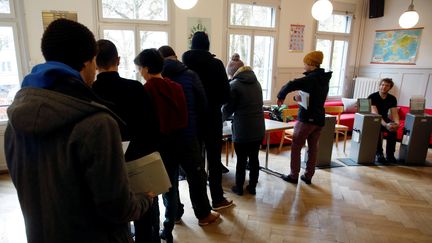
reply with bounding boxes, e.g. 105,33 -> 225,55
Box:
92,39 -> 160,243
277,51 -> 332,185
182,32 -> 233,210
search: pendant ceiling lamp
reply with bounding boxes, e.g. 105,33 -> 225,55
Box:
311,0 -> 333,21
174,0 -> 198,10
399,0 -> 419,29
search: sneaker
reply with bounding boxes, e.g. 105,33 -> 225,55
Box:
198,211 -> 220,226
376,153 -> 387,163
212,198 -> 234,210
231,185 -> 243,196
221,163 -> 229,174
281,174 -> 298,184
246,185 -> 256,195
300,175 -> 312,185
386,155 -> 397,163
159,229 -> 173,243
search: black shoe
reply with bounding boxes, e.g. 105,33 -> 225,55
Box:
175,207 -> 184,224
386,155 -> 397,163
222,164 -> 229,174
231,185 -> 243,196
281,174 -> 298,184
300,175 -> 312,185
246,185 -> 256,195
376,153 -> 387,163
159,229 -> 173,243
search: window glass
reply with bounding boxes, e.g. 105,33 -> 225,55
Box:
228,34 -> 251,66
139,30 -> 168,49
230,3 -> 275,28
101,0 -> 167,21
0,26 -> 20,120
318,14 -> 352,33
0,0 -> 10,14
103,30 -> 136,80
253,35 -> 274,100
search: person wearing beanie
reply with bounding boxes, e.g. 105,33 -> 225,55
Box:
182,32 -> 233,210
226,53 -> 245,79
276,50 -> 332,185
5,19 -> 154,243
222,65 -> 265,196
157,45 -> 220,238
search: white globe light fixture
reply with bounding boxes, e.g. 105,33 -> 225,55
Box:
174,0 -> 198,10
311,0 -> 333,21
399,0 -> 419,29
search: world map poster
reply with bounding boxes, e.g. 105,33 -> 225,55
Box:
371,28 -> 423,64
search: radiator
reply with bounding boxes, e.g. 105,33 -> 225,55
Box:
353,77 -> 380,98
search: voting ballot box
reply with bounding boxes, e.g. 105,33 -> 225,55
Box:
398,113 -> 432,164
349,113 -> 381,164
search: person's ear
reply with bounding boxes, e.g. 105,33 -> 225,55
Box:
116,56 -> 120,66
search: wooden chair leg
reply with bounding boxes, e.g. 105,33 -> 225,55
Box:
335,131 -> 339,148
225,139 -> 229,166
231,141 -> 234,158
343,131 -> 347,153
278,131 -> 284,153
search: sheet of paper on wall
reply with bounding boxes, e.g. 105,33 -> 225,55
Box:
126,152 -> 171,195
297,91 -> 309,109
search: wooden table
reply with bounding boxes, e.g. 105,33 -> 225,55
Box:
223,119 -> 294,173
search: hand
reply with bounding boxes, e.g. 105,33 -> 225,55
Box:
277,99 -> 284,107
386,122 -> 399,132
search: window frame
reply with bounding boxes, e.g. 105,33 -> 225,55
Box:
0,0 -> 29,123
226,0 -> 279,102
96,0 -> 172,81
314,11 -> 353,98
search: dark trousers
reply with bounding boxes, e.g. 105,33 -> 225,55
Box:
176,137 -> 212,219
134,196 -> 160,243
377,126 -> 397,157
290,121 -> 322,179
204,120 -> 225,205
233,140 -> 261,188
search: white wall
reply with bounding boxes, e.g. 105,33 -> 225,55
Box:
360,0 -> 432,68
23,0 -> 97,68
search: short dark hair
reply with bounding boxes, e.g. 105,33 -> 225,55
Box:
41,18 -> 96,71
158,45 -> 177,58
134,48 -> 164,74
380,78 -> 394,88
96,39 -> 118,69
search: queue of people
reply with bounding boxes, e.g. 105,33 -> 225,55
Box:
4,18 -> 404,243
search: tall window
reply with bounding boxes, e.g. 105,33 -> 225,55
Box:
0,0 -> 26,121
98,0 -> 170,81
315,12 -> 353,97
227,1 -> 279,101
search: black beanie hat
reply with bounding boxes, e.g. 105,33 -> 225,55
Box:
41,18 -> 96,71
191,31 -> 210,51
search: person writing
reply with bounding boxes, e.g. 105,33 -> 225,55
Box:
368,78 -> 400,163
276,51 -> 332,185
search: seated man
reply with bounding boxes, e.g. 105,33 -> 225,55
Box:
368,78 -> 400,163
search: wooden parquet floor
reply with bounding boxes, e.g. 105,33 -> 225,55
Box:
1,140 -> 432,243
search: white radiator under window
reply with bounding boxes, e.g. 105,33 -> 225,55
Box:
353,77 -> 380,99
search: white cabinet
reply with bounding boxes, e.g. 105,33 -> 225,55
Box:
0,123 -> 7,171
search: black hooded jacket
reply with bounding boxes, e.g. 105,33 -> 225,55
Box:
277,68 -> 332,126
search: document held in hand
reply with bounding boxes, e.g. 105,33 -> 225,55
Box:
297,91 -> 309,109
126,152 -> 172,195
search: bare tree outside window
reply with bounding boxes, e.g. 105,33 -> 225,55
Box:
101,0 -> 167,21
0,0 -> 11,14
